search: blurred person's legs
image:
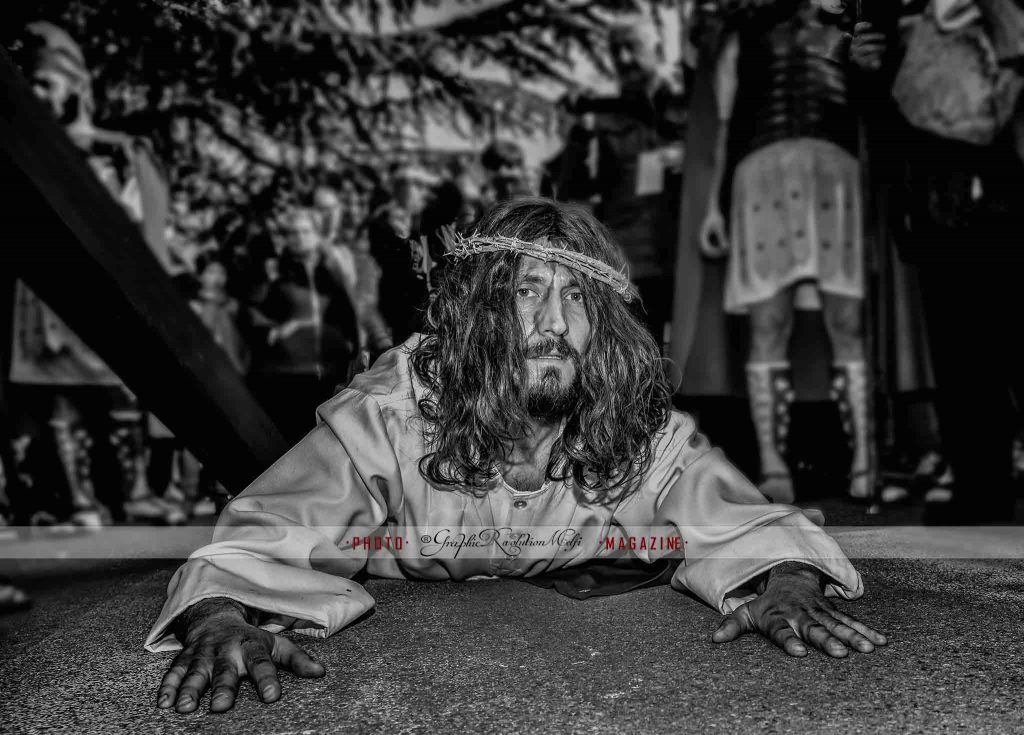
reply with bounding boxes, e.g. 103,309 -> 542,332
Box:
143,413 -> 192,519
0,274 -> 29,526
6,387 -> 70,525
0,402 -> 21,527
108,390 -> 186,525
917,259 -> 1018,523
50,391 -> 108,527
746,291 -> 795,503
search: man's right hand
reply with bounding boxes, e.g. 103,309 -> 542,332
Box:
699,209 -> 730,258
157,598 -> 326,714
850,22 -> 887,71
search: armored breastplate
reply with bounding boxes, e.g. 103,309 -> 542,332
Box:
731,12 -> 858,159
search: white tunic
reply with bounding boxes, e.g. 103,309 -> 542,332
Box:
145,337 -> 863,652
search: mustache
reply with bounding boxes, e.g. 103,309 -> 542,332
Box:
525,337 -> 581,362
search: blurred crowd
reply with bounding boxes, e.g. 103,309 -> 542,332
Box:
4,0 -> 1024,562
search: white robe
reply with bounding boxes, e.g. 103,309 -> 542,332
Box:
145,336 -> 863,652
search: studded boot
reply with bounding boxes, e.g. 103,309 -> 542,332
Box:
830,361 -> 875,500
52,419 -> 107,527
746,362 -> 795,503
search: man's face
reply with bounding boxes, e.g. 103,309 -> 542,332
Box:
31,68 -> 73,120
613,32 -> 662,90
286,214 -> 321,255
515,257 -> 592,418
400,179 -> 431,215
199,262 -> 227,292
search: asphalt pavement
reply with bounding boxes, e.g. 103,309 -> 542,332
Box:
2,544 -> 1023,734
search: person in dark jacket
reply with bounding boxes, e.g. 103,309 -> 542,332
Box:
248,208 -> 359,443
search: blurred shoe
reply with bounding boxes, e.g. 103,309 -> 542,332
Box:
880,484 -> 911,504
912,451 -> 951,495
29,510 -> 59,527
123,494 -> 185,525
0,578 -> 31,614
191,497 -> 218,516
923,464 -> 954,502
71,506 -> 109,528
923,485 -> 954,504
154,496 -> 189,525
163,484 -> 188,506
913,450 -> 943,479
848,470 -> 873,501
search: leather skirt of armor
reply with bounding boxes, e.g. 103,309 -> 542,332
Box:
724,137 -> 863,313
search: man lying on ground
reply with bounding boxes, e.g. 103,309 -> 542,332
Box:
147,198 -> 886,714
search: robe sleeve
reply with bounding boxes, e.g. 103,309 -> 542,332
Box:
613,412 -> 863,614
144,390 -> 402,652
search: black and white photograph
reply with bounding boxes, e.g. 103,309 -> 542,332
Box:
1,0 -> 1023,732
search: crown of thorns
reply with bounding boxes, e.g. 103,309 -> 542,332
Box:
443,230 -> 637,301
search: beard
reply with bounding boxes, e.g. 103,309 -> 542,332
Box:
523,337 -> 584,420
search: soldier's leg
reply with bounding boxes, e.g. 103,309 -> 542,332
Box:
747,290 -> 796,503
821,293 -> 872,499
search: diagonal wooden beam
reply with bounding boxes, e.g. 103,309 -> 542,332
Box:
0,47 -> 288,494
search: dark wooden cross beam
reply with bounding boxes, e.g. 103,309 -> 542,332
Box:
0,47 -> 288,494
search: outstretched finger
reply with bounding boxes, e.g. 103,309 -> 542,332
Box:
766,617 -> 808,657
825,606 -> 888,646
209,657 -> 242,713
157,650 -> 191,709
712,606 -> 753,644
175,658 -> 213,713
242,640 -> 282,703
811,608 -> 875,653
273,636 -> 326,678
800,619 -> 850,658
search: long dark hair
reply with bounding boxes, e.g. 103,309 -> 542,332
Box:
410,197 -> 672,506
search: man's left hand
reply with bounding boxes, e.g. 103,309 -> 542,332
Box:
712,563 -> 887,658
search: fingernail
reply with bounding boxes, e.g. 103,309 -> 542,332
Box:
158,695 -> 169,707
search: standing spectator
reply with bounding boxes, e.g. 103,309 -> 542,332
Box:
247,208 -> 360,443
366,164 -> 439,345
853,1 -> 1024,523
313,181 -> 392,363
159,252 -> 247,515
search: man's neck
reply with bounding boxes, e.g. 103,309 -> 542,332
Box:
500,419 -> 563,492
